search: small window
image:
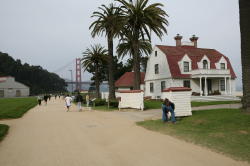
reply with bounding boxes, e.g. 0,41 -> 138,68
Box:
155,51 -> 157,57
183,61 -> 189,72
183,80 -> 191,88
220,80 -> 225,91
150,83 -> 154,93
161,81 -> 166,91
220,63 -> 225,69
0,90 -> 4,97
203,60 -> 208,69
155,64 -> 159,74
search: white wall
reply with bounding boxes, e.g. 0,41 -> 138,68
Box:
118,92 -> 144,110
145,78 -> 175,99
0,77 -> 30,98
161,91 -> 192,117
145,46 -> 172,81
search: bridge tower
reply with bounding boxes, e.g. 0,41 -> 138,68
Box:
75,58 -> 82,91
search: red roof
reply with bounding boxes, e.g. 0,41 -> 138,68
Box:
115,72 -> 145,87
156,45 -> 236,79
163,87 -> 192,92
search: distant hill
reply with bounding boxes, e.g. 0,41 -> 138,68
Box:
0,52 -> 66,95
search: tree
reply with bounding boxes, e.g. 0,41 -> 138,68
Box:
82,45 -> 108,98
117,30 -> 152,77
89,3 -> 125,99
0,52 -> 66,94
116,0 -> 168,89
239,0 -> 250,112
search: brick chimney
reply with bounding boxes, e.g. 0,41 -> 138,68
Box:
174,34 -> 183,47
190,35 -> 199,48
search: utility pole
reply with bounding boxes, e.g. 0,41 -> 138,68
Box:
69,69 -> 73,93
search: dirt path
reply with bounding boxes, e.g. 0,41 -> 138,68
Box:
0,99 -> 248,166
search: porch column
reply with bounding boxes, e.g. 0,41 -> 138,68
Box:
200,77 -> 202,96
229,77 -> 232,95
224,77 -> 227,95
204,77 -> 208,96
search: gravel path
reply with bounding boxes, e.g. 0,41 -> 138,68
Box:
0,99 -> 248,166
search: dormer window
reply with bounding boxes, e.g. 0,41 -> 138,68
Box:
183,61 -> 189,72
155,51 -> 157,57
220,63 -> 225,69
203,60 -> 208,69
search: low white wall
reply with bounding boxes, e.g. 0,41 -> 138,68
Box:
161,90 -> 192,117
117,91 -> 144,110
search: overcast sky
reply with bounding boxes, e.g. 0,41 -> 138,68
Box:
0,0 -> 242,89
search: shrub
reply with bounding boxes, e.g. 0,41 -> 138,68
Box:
109,100 -> 119,108
94,99 -> 106,106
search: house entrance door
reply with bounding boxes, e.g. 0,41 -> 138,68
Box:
16,90 -> 21,97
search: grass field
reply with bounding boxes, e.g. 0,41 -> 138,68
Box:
0,124 -> 9,141
93,105 -> 118,111
144,100 -> 241,109
0,97 -> 37,119
137,109 -> 250,162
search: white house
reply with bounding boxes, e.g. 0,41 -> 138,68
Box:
145,34 -> 237,99
0,76 -> 30,98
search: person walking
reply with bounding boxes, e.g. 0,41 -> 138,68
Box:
65,94 -> 72,112
162,99 -> 176,123
44,94 -> 48,105
86,94 -> 90,107
76,92 -> 83,111
37,95 -> 42,106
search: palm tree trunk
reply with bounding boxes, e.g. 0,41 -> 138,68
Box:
95,68 -> 100,98
133,39 -> 141,90
239,0 -> 250,112
107,34 -> 116,99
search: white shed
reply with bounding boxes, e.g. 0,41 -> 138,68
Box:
117,90 -> 144,111
161,87 -> 192,117
0,76 -> 30,98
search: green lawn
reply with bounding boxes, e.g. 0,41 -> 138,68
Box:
137,109 -> 250,162
191,100 -> 241,107
93,105 -> 118,111
0,97 -> 37,119
0,124 -> 9,141
144,100 -> 241,109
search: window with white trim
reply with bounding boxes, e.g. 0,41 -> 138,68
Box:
183,80 -> 191,88
183,61 -> 190,72
150,83 -> 154,93
161,81 -> 166,91
155,64 -> 159,74
220,80 -> 225,91
220,63 -> 225,69
155,51 -> 157,57
203,60 -> 208,69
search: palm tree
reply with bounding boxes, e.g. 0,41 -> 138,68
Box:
89,3 -> 125,99
239,0 -> 250,112
116,0 -> 168,89
82,45 -> 108,98
117,31 -> 152,78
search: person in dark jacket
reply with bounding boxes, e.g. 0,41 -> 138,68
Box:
161,98 -> 176,123
75,92 -> 83,111
44,94 -> 49,105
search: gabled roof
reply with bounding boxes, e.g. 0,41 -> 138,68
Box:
115,72 -> 145,87
156,45 -> 236,79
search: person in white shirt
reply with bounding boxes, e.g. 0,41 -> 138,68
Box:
65,94 -> 72,112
